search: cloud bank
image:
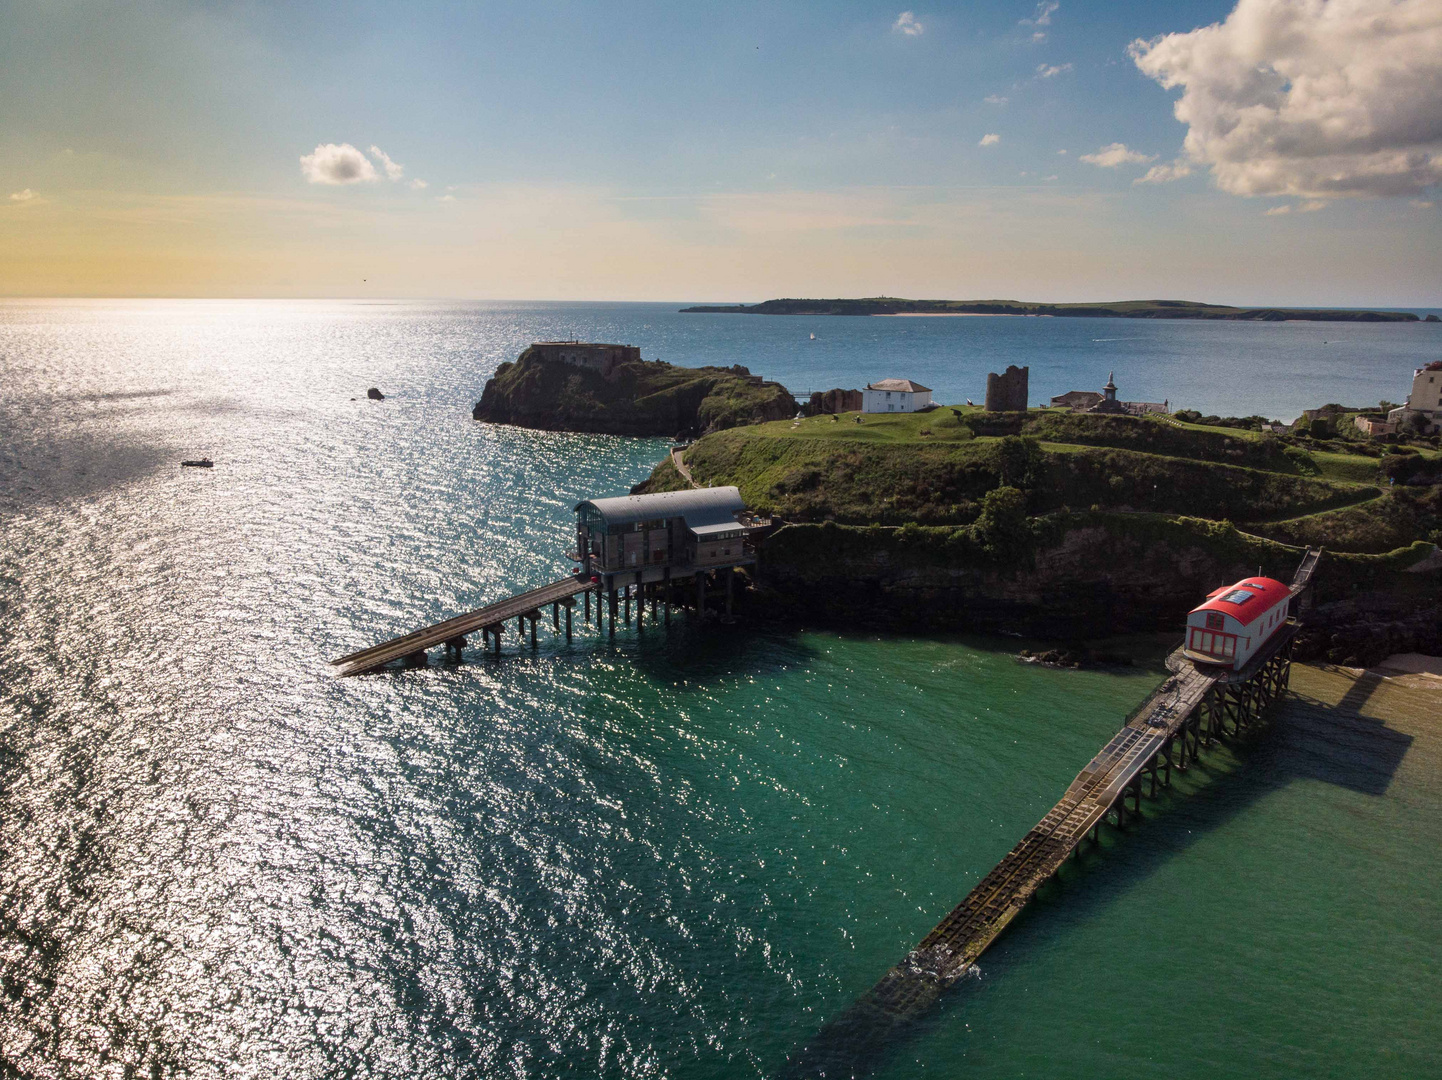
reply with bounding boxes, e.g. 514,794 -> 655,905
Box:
893,11 -> 923,36
9,189 -> 37,202
979,133 -> 1001,146
1131,0 -> 1442,198
300,143 -> 378,185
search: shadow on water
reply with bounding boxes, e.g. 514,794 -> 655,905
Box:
395,613 -> 828,690
776,669 -> 1415,1079
0,424 -> 173,512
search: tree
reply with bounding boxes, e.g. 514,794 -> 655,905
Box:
974,485 -> 1031,556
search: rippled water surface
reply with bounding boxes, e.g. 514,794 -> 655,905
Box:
2,300 -> 1439,1078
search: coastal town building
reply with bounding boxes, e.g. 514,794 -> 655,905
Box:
1387,361 -> 1442,434
1355,416 -> 1397,437
1049,390 -> 1104,411
863,379 -> 932,413
1052,372 -> 1167,416
530,341 -> 642,378
573,487 -> 769,591
984,365 -> 1029,412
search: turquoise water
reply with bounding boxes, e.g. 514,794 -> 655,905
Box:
1,300 -> 1438,1078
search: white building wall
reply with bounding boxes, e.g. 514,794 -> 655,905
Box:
1387,367 -> 1442,433
863,389 -> 931,413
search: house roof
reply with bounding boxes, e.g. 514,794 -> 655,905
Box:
1188,577 -> 1290,628
575,486 -> 746,531
866,379 -> 932,393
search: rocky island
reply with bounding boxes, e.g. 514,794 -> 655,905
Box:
472,341 -> 796,437
681,297 -> 1422,322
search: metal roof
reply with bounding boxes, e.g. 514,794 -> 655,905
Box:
1188,577 -> 1289,628
866,378 -> 932,393
575,486 -> 746,530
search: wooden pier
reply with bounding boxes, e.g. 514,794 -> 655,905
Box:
329,575 -> 593,677
784,549 -> 1320,1076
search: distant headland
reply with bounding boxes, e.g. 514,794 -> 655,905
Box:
680,297 -> 1422,322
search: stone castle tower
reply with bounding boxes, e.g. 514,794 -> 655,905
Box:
984,365 -> 1029,412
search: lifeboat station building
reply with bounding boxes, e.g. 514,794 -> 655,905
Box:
573,487 -> 770,617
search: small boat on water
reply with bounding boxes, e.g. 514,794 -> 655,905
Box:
180,458 -> 214,468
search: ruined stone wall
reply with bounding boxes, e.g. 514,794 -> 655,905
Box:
529,342 -> 642,378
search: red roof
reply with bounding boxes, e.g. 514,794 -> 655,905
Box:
1189,577 -> 1290,627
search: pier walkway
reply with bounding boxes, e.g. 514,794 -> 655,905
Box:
785,549 -> 1320,1074
330,575 -> 592,677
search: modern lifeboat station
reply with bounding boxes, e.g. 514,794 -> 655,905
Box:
329,487 -> 771,676
573,486 -> 771,606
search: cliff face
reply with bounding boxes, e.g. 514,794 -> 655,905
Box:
748,516 -> 1438,641
472,349 -> 796,437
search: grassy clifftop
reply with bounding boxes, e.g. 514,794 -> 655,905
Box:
472,348 -> 796,437
643,407 -> 1442,554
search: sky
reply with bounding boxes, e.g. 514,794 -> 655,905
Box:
1,0 -> 1439,305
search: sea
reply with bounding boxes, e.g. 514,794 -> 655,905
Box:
1,299 -> 1440,1079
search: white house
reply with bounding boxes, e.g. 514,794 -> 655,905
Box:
1388,361 -> 1442,434
863,378 -> 932,413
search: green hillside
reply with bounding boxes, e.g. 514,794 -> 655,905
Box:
644,407 -> 1442,554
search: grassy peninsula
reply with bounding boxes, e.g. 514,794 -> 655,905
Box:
681,297 -> 1422,321
472,346 -> 796,436
640,408 -> 1442,659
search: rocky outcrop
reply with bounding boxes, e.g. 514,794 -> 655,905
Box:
472,348 -> 796,437
805,388 -> 863,415
367,387 -> 385,400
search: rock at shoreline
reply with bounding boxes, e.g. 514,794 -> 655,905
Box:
472,347 -> 796,437
367,387 -> 385,400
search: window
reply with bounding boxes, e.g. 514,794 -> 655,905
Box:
1205,612 -> 1224,630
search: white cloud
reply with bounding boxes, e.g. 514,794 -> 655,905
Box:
9,189 -> 36,202
979,133 -> 1001,146
1135,160 -> 1193,184
1414,199 -> 1435,208
1032,31 -> 1047,42
1130,0 -> 1442,199
1044,174 -> 1059,181
893,11 -> 924,36
1057,149 -> 1068,155
1264,204 -> 1292,215
1299,199 -> 1327,212
300,143 -> 378,185
1080,142 -> 1156,167
1036,62 -> 1072,78
369,145 -> 405,181
409,178 -> 429,191
984,94 -> 1009,105
1021,1 -> 1059,27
